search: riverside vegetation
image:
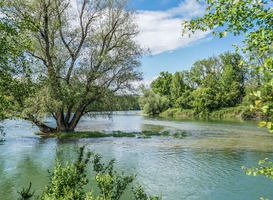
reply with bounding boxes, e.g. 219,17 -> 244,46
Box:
1,0 -> 273,199
181,0 -> 273,199
36,130 -> 190,140
0,0 -> 144,134
18,146 -> 162,200
139,52 -> 271,120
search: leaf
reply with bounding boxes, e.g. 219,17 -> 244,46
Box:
261,105 -> 269,113
255,100 -> 261,106
253,91 -> 261,98
239,60 -> 245,66
266,122 -> 272,130
259,121 -> 267,127
246,170 -> 252,176
259,46 -> 268,51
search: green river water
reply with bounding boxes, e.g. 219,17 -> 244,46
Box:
1,111 -> 273,200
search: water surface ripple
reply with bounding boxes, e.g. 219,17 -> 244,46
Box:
1,112 -> 273,199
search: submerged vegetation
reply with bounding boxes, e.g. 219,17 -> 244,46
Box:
50,130 -> 190,140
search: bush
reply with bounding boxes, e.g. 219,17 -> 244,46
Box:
139,89 -> 169,116
159,108 -> 195,118
18,146 -> 161,200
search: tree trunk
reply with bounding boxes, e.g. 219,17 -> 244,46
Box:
48,111 -> 83,133
65,103 -> 88,132
56,111 -> 67,132
25,115 -> 56,133
67,111 -> 83,132
27,113 -> 82,134
39,124 -> 56,133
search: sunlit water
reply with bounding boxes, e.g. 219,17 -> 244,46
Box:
1,111 -> 273,200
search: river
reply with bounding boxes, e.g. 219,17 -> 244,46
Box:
1,111 -> 273,199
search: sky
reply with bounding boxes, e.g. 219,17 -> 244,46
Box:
129,0 -> 244,84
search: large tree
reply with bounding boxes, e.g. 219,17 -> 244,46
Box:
187,52 -> 246,112
151,71 -> 173,97
1,0 -> 143,133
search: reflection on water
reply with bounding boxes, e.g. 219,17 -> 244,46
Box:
1,112 -> 273,199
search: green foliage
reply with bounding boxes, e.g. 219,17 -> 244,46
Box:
210,106 -> 251,119
170,72 -> 188,104
182,0 -> 273,129
185,2 -> 273,196
151,72 -> 173,98
1,0 -> 144,133
173,131 -> 190,139
139,88 -> 169,116
159,108 -> 195,118
113,95 -> 141,111
0,1 -> 32,121
242,158 -> 273,200
160,106 -> 259,120
132,184 -> 162,200
55,131 -> 175,140
147,52 -> 248,117
191,87 -> 218,115
57,131 -> 111,139
92,154 -> 134,200
174,90 -> 193,109
243,158 -> 273,179
18,147 -> 161,200
188,52 -> 246,111
182,0 -> 273,57
40,147 -> 92,200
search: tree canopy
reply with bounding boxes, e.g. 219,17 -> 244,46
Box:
140,52 -> 249,116
182,0 -> 273,129
0,1 -> 31,121
182,0 -> 273,58
0,0 -> 143,133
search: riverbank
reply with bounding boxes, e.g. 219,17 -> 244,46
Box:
159,106 -> 268,120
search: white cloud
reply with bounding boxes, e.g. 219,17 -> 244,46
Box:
167,0 -> 207,19
131,76 -> 158,90
135,0 -> 211,55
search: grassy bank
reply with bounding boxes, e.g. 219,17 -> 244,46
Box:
159,108 -> 195,118
41,130 -> 192,140
159,106 -> 268,120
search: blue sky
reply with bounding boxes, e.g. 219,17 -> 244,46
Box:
129,0 -> 244,83
129,0 -> 183,10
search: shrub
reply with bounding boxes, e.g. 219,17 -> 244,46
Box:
139,89 -> 169,116
18,147 -> 162,200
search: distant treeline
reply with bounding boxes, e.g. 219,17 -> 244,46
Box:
139,52 -> 272,118
114,95 -> 140,111
83,94 -> 141,112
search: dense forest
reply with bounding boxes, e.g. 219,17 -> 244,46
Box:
139,52 -> 272,118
